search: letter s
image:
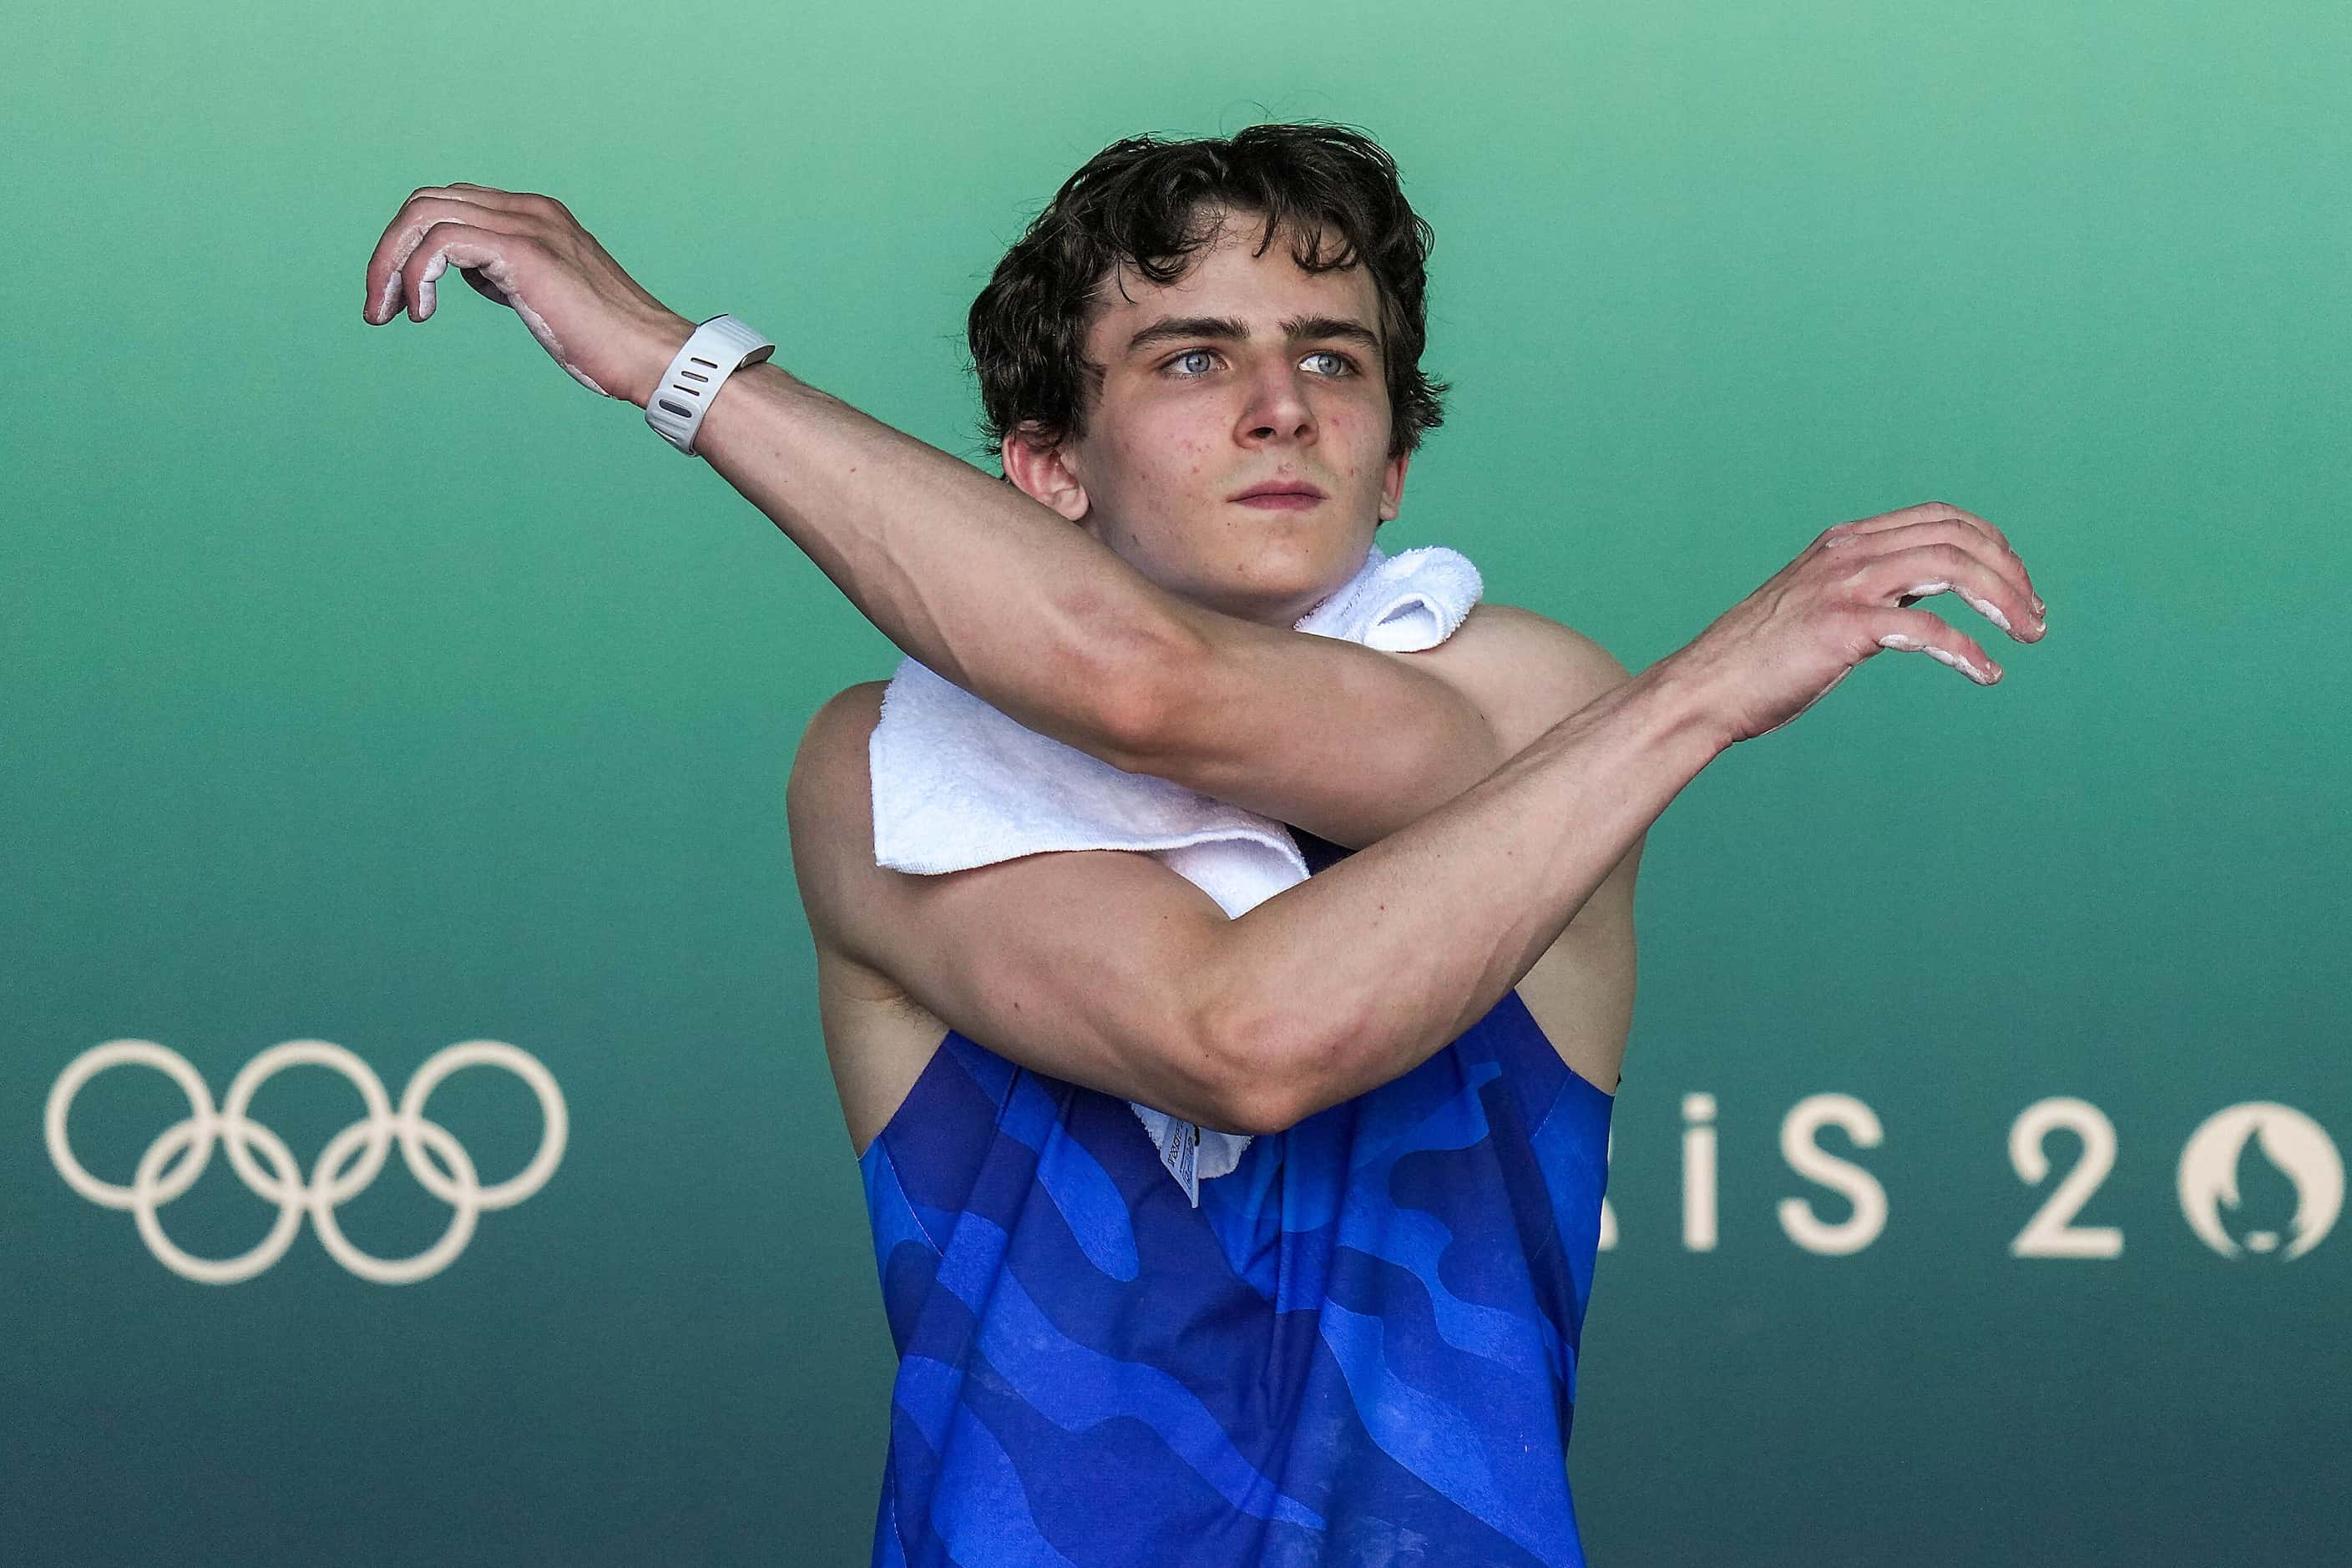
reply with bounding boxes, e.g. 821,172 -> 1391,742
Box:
1777,1093 -> 1887,1256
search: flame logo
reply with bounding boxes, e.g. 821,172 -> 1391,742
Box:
2175,1102 -> 2342,1260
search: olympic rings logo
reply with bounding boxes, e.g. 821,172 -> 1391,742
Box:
46,1039 -> 565,1286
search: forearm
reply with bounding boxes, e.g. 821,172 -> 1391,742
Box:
675,343 -> 1191,761
1217,656 -> 1722,1127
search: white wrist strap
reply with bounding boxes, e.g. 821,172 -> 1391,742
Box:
645,314 -> 776,456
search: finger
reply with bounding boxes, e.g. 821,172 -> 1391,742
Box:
1839,500 -> 2011,554
398,223 -> 529,323
365,194 -> 538,325
443,190 -> 530,307
441,183 -> 572,222
437,182 -> 543,209
1831,501 -> 2041,615
367,193 -> 485,323
1832,502 -> 2023,584
1874,606 -> 2001,685
1853,524 -> 2042,640
1869,546 -> 2035,643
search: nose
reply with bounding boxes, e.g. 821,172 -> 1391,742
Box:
1237,361 -> 1315,446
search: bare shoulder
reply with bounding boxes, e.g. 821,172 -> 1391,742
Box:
783,681 -> 963,1155
1437,601 -> 1632,673
787,680 -> 888,827
798,678 -> 890,743
784,680 -> 892,956
1413,602 -> 1636,751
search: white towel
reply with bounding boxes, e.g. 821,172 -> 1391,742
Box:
868,541 -> 1485,1204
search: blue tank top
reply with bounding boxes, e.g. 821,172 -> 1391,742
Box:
856,828 -> 1616,1566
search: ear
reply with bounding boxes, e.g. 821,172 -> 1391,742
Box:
1376,447 -> 1412,524
1001,422 -> 1092,523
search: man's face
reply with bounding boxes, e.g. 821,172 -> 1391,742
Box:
1009,210 -> 1413,628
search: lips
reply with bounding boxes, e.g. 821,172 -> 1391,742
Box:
1229,481 -> 1328,504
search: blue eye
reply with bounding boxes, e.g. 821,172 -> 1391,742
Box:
1304,351 -> 1356,376
1170,349 -> 1217,376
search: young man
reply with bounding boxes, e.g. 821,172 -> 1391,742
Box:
365,123 -> 2043,1566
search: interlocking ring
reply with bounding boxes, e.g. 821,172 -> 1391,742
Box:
46,1039 -> 566,1285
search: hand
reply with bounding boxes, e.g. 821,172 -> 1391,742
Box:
362,183 -> 693,406
1665,500 -> 2049,747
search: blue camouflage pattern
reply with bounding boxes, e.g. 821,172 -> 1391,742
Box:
857,831 -> 1616,1565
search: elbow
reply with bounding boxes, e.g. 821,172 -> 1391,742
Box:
1090,609 -> 1211,776
1196,984 -> 1327,1139
1212,1063 -> 1297,1140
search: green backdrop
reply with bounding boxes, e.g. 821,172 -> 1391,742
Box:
7,1 -> 2346,1562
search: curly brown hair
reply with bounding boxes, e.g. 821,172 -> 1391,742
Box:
967,122 -> 1449,469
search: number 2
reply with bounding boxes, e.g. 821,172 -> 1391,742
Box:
2009,1097 -> 2124,1258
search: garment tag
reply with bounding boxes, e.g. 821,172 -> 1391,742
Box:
1153,1117 -> 1202,1207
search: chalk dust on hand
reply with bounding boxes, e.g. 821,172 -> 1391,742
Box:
1959,590 -> 2012,633
1880,632 -> 1992,683
407,242 -> 613,398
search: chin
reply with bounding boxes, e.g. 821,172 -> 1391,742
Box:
1215,559 -> 1364,623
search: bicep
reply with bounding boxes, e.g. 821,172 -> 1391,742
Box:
787,685 -> 1263,1134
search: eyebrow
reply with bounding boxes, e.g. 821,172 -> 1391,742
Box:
1124,314 -> 1383,361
